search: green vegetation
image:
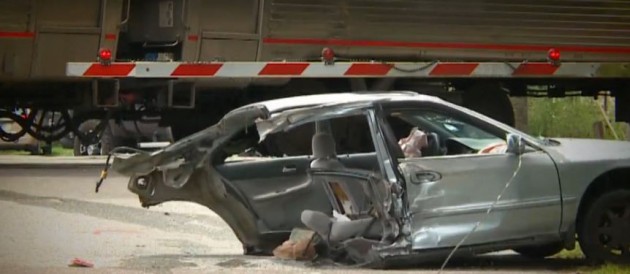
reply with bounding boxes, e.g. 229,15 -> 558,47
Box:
554,243 -> 630,273
532,97 -> 629,273
0,142 -> 72,156
51,143 -> 73,156
554,243 -> 585,260
590,264 -> 630,274
0,148 -> 29,155
527,97 -> 628,140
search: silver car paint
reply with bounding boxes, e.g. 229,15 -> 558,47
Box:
539,138 -> 630,234
111,104 -> 272,251
395,98 -> 630,249
256,95 -> 630,254
109,92 -> 630,262
400,151 -> 562,250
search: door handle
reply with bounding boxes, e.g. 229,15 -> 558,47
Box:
413,171 -> 442,184
282,165 -> 297,173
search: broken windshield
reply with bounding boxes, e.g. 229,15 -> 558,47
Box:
422,112 -> 497,139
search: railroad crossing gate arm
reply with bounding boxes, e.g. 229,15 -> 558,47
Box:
65,61 -> 630,79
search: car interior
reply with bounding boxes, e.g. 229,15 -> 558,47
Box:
214,114 -> 391,245
385,109 -> 507,156
211,108 -> 507,248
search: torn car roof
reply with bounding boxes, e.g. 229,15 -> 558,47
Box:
111,92 -> 443,177
232,91 -> 442,115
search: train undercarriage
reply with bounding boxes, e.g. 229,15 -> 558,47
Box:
1,75 -> 628,156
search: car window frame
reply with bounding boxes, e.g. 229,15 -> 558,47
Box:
219,110 -> 378,163
378,100 -> 535,160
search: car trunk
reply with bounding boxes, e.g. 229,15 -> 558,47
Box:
111,104 -> 276,253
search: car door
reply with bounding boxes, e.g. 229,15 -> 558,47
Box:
380,103 -> 562,250
214,121 -> 330,233
215,114 -> 378,233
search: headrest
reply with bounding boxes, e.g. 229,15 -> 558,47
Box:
312,132 -> 336,159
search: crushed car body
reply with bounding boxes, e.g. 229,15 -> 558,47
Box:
108,92 -> 630,267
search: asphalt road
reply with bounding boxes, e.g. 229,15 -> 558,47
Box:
0,156 -> 588,273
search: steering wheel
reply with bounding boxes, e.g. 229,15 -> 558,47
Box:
421,132 -> 443,156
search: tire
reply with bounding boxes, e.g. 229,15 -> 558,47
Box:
462,82 -> 516,127
513,242 -> 564,259
578,189 -> 630,265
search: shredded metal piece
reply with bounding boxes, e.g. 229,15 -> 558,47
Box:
95,146 -> 147,193
95,154 -> 113,193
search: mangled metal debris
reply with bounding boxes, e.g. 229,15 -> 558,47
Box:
272,228 -> 318,261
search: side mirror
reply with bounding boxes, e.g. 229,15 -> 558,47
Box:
506,133 -> 525,155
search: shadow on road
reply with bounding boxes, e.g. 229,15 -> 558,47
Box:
119,252 -> 589,273
413,254 -> 588,272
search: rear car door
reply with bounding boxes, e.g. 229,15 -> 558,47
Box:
215,113 -> 379,233
215,123 -> 325,233
379,102 -> 562,250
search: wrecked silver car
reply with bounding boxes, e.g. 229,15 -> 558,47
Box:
105,92 -> 630,267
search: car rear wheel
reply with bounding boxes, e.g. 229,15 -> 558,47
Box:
578,189 -> 630,265
513,242 -> 564,259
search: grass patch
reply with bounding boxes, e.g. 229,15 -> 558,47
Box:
555,243 -> 630,273
578,264 -> 630,274
555,244 -> 585,260
0,149 -> 30,155
51,143 -> 73,156
0,142 -> 72,156
589,264 -> 630,274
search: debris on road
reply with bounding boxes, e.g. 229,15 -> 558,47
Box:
69,258 -> 94,268
273,228 -> 317,261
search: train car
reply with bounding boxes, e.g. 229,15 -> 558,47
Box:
1,0 -> 629,150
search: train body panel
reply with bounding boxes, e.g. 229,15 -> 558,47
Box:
2,0 -> 630,81
2,0 -> 630,147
